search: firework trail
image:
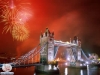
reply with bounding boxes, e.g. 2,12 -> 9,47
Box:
12,25 -> 29,41
0,0 -> 32,41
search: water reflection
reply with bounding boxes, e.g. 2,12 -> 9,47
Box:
65,68 -> 68,75
80,70 -> 83,75
6,63 -> 100,75
87,65 -> 89,75
59,63 -> 100,75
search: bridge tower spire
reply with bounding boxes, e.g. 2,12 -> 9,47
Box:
40,28 -> 54,64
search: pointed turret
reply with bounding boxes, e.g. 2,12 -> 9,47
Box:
45,28 -> 50,36
73,36 -> 78,44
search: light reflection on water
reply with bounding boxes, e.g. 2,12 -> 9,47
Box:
12,63 -> 100,75
80,70 -> 83,75
58,63 -> 100,75
65,68 -> 68,75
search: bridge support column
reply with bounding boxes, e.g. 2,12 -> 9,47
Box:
40,28 -> 54,64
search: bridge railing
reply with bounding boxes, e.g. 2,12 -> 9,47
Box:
12,43 -> 47,65
12,44 -> 40,65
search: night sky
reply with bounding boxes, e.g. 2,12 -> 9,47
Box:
0,0 -> 100,60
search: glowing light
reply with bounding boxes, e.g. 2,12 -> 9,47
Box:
66,41 -> 70,44
17,9 -> 32,24
65,63 -> 67,65
65,68 -> 68,75
67,57 -> 70,61
10,0 -> 15,9
80,64 -> 82,66
11,25 -> 29,41
89,54 -> 91,56
80,59 -> 84,61
56,58 -> 60,61
86,61 -> 89,64
80,70 -> 83,75
48,65 -> 52,70
53,65 -> 57,70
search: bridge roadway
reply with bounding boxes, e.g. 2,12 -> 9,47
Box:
0,63 -> 43,69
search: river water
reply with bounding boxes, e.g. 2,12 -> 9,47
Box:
8,63 -> 100,75
58,62 -> 100,75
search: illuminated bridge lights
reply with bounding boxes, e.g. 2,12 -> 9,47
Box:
9,29 -> 100,68
48,60 -> 58,65
54,40 -> 78,47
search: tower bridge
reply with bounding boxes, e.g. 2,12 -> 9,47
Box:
0,28 -> 97,71
0,28 -> 99,75
9,28 -> 93,68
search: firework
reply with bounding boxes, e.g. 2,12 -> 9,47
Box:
2,5 -> 18,33
12,25 -> 29,41
1,0 -> 31,29
0,0 -> 32,41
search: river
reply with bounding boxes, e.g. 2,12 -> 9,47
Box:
4,63 -> 100,75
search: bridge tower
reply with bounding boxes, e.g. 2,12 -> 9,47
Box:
73,36 -> 82,62
66,36 -> 82,66
40,28 -> 54,64
77,39 -> 81,61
